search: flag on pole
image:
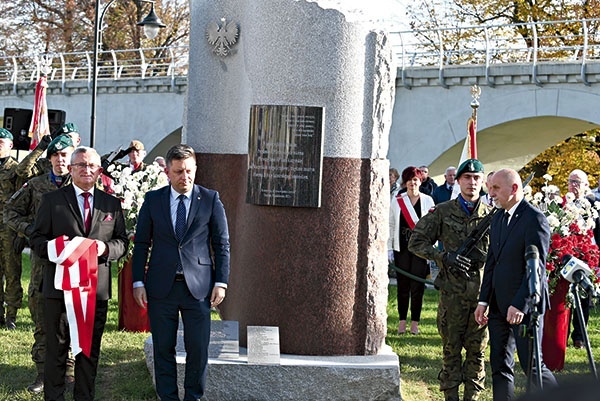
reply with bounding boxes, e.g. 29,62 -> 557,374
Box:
28,74 -> 51,150
451,85 -> 480,199
459,116 -> 477,162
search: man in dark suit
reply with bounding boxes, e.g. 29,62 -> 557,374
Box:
30,146 -> 128,401
474,168 -> 557,401
132,144 -> 230,401
431,166 -> 456,204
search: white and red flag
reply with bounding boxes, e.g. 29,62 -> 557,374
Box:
28,75 -> 51,150
48,235 -> 98,358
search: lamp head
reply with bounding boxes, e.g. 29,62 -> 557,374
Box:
137,3 -> 166,40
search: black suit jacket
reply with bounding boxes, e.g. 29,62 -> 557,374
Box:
30,184 -> 128,300
479,200 -> 551,315
131,184 -> 230,300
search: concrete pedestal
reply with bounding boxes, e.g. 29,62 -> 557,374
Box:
144,333 -> 401,401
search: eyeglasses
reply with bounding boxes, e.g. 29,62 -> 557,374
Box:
71,163 -> 100,171
568,179 -> 582,185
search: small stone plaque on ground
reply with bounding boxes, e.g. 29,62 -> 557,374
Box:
209,320 -> 239,359
175,319 -> 239,360
246,104 -> 324,208
247,326 -> 280,365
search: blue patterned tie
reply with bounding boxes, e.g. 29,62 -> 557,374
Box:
175,194 -> 186,273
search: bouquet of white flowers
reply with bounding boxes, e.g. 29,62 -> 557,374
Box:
106,162 -> 169,260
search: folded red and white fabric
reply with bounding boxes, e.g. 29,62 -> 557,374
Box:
48,235 -> 98,358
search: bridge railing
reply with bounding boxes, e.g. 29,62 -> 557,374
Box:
389,18 -> 600,87
0,45 -> 189,93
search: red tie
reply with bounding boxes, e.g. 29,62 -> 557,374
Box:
82,192 -> 92,234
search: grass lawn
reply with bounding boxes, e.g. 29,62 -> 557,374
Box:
1,257 -> 599,400
387,286 -> 600,401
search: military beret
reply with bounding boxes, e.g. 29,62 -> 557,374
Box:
60,122 -> 79,134
47,134 -> 74,157
456,158 -> 484,178
0,128 -> 14,141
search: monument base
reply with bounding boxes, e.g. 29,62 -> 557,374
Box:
144,334 -> 401,401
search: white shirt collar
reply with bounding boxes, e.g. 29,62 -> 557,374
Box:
170,186 -> 193,201
73,184 -> 93,197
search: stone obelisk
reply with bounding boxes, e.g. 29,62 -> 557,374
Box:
185,0 -> 395,356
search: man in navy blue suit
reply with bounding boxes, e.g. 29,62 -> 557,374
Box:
474,169 -> 557,401
132,144 -> 230,401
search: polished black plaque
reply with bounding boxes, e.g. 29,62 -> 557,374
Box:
246,105 -> 324,207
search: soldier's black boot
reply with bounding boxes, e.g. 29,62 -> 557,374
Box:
6,308 -> 17,330
5,316 -> 16,330
27,373 -> 44,394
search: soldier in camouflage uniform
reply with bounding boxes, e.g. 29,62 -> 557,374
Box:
16,122 -> 81,181
408,159 -> 492,401
0,128 -> 24,330
5,135 -> 75,393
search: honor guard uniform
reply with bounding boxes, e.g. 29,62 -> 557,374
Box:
408,159 -> 492,401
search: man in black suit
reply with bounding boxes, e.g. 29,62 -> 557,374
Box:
30,146 -> 128,401
132,144 -> 230,401
474,168 -> 557,401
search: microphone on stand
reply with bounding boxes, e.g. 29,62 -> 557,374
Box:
526,245 -> 541,306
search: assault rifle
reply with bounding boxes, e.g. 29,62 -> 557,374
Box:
448,172 -> 535,279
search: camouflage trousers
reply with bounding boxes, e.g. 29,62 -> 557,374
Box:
437,288 -> 489,401
29,255 -> 73,376
0,225 -> 22,320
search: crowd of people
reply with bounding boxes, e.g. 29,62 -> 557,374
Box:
0,125 -> 230,401
388,161 -> 600,401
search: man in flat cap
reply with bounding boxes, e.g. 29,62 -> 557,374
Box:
103,139 -> 147,174
5,134 -> 76,393
409,158 -> 492,401
0,127 -> 24,330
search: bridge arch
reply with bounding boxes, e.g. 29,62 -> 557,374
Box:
391,83 -> 600,180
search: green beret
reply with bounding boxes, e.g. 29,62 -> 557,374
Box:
0,128 -> 13,141
60,122 -> 79,134
456,158 -> 484,178
47,134 -> 74,157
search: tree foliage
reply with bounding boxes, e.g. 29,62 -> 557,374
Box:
405,0 -> 600,63
0,0 -> 189,56
521,130 -> 600,194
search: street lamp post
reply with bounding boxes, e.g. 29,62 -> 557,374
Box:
90,0 -> 165,148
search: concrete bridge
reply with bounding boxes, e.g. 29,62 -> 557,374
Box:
388,18 -> 600,179
2,19 -> 600,178
0,46 -> 188,159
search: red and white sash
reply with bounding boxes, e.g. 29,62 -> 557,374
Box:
396,193 -> 420,230
48,236 -> 98,358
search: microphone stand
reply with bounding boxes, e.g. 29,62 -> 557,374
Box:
523,297 -> 543,392
570,283 -> 598,379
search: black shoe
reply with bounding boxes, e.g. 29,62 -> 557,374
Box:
574,340 -> 584,349
27,374 -> 44,394
5,318 -> 16,330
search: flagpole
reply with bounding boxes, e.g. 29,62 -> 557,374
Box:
451,84 -> 482,199
468,84 -> 481,160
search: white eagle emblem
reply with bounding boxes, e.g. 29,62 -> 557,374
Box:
206,18 -> 239,57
